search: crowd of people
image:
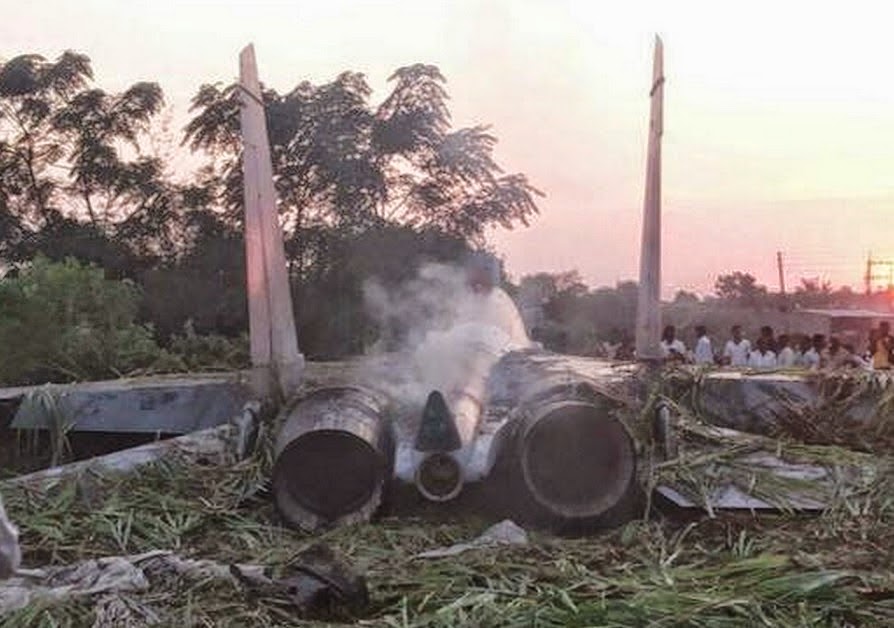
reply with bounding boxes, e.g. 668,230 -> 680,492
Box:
658,322 -> 894,370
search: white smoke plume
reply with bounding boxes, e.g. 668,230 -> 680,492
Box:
360,262 -> 530,410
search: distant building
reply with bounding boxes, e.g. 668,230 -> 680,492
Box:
796,308 -> 894,347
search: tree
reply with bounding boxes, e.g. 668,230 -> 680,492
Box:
714,272 -> 769,307
0,53 -> 545,361
673,289 -> 700,305
0,52 -> 175,270
793,277 -> 834,308
0,52 -> 92,226
183,64 -> 542,262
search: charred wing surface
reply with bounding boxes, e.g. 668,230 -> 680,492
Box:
488,353 -> 641,533
273,387 -> 394,531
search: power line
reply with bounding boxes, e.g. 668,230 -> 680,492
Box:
864,253 -> 894,294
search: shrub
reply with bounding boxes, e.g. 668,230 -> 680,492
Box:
0,256 -> 168,385
167,321 -> 249,372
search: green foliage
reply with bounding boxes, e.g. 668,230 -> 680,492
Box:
521,274 -> 638,355
714,271 -> 770,306
0,52 -> 175,268
1,426 -> 890,626
167,321 -> 249,372
0,256 -> 165,384
184,63 -> 542,247
296,223 -> 475,358
0,257 -> 248,385
1,51 -> 543,364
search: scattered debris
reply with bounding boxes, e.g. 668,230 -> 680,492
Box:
231,543 -> 368,619
0,551 -> 261,616
415,520 -> 529,558
92,594 -> 161,628
2,402 -> 259,494
0,496 -> 19,579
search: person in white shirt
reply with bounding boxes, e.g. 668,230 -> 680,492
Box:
801,334 -> 825,370
723,325 -> 751,367
776,334 -> 798,368
747,336 -> 777,368
693,325 -> 714,365
795,335 -> 813,367
660,325 -> 687,362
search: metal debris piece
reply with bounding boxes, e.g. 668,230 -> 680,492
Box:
0,496 -> 20,580
0,551 -> 262,617
2,403 -> 259,493
7,375 -> 248,434
416,520 -> 529,558
92,594 -> 161,628
231,543 -> 368,619
1,556 -> 149,615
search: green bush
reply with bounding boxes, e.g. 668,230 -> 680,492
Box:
0,256 -> 170,384
167,321 -> 249,372
0,256 -> 251,386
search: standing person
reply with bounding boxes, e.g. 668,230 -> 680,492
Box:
827,336 -> 848,369
864,329 -> 878,364
796,335 -> 813,367
759,325 -> 777,353
802,334 -> 826,370
841,343 -> 870,369
777,334 -> 797,367
748,336 -> 777,368
461,251 -> 530,349
693,325 -> 714,365
615,336 -> 635,361
872,322 -> 893,370
722,325 -> 751,367
660,325 -> 687,362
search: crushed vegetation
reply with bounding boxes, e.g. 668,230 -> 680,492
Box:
2,368 -> 893,627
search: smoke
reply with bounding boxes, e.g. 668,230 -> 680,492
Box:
360,262 -> 530,410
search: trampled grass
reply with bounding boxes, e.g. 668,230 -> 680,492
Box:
2,366 -> 893,626
2,443 -> 891,627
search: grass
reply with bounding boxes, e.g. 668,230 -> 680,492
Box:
1,366 -> 892,626
2,442 -> 892,626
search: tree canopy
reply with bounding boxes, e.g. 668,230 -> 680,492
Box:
713,271 -> 769,306
0,51 -> 543,366
182,64 -> 542,253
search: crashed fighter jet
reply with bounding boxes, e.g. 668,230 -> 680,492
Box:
238,40 -> 873,535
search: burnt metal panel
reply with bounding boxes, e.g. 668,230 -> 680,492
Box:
7,375 -> 250,434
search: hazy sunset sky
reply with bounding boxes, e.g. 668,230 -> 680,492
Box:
4,0 -> 894,296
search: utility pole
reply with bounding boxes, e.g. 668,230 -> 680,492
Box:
776,251 -> 786,295
864,254 -> 894,296
865,253 -> 873,295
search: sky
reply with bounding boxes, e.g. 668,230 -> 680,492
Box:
3,0 -> 894,297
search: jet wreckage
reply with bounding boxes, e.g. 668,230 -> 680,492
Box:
271,273 -> 644,534
0,42 -> 881,590
250,40 -> 875,534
